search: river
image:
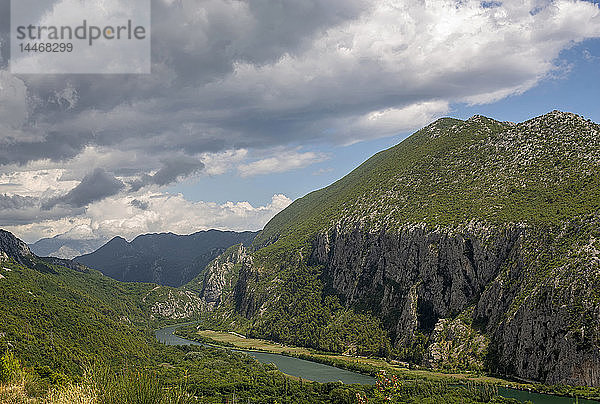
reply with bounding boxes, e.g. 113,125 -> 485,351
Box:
155,324 -> 598,404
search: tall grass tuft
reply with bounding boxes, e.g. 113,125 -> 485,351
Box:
0,351 -> 23,384
88,364 -> 195,404
45,382 -> 97,404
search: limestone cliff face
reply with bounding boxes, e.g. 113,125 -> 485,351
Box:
474,216 -> 600,386
310,221 -> 523,344
307,219 -> 600,386
0,230 -> 32,263
198,244 -> 251,311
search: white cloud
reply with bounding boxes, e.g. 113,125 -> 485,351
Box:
0,169 -> 77,198
238,150 -> 329,177
2,0 -> 600,240
200,149 -> 249,176
5,192 -> 292,243
339,101 -> 450,145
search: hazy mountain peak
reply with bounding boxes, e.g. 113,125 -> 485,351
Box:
76,230 -> 259,287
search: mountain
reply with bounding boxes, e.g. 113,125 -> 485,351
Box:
2,229 -> 383,404
196,111 -> 600,386
0,229 -> 207,376
29,236 -> 107,259
0,229 -> 32,263
76,230 -> 258,287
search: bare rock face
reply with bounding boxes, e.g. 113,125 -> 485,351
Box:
308,219 -> 600,386
0,229 -> 32,263
149,289 -> 206,319
423,317 -> 488,370
310,221 -> 523,344
475,220 -> 600,386
200,245 -> 250,310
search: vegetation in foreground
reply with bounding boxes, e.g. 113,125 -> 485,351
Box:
176,326 -> 600,402
1,350 -> 522,404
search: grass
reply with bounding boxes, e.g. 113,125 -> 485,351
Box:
185,328 -> 600,401
185,329 -> 509,382
0,364 -> 195,404
195,330 -> 313,355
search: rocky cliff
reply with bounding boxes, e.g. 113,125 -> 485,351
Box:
0,229 -> 32,264
201,111 -> 600,386
190,244 -> 251,311
310,221 -> 523,344
308,217 -> 600,385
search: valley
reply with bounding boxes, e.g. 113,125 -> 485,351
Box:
2,111 -> 600,403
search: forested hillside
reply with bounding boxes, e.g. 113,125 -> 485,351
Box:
197,111 -> 600,386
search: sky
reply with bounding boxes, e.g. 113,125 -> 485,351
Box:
0,0 -> 600,243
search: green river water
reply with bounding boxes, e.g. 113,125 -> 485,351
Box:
155,324 -> 598,404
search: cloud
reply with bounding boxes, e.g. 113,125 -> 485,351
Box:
1,0 -> 598,168
332,101 -> 451,145
583,49 -> 599,61
0,71 -> 29,141
200,149 -> 248,176
5,193 -> 293,243
43,168 -> 124,209
129,157 -> 205,191
130,199 -> 149,210
1,0 -> 600,240
238,150 -> 329,177
0,194 -> 37,210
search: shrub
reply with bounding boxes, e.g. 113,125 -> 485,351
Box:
0,351 -> 22,384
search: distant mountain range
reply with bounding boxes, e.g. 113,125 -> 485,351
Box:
75,230 -> 258,287
29,236 -> 107,259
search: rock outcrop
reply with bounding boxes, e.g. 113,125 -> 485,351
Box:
198,244 -> 250,310
305,217 -> 600,386
310,221 -> 523,344
0,229 -> 32,264
423,316 -> 488,370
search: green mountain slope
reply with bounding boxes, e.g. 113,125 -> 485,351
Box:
0,229 -> 207,375
256,111 -> 600,248
203,111 -> 600,387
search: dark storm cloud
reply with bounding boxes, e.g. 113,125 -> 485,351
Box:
130,199 -> 149,210
42,168 -> 124,209
1,0 -> 599,175
0,0 -> 369,166
0,194 -> 37,210
129,157 -> 205,191
0,131 -> 92,166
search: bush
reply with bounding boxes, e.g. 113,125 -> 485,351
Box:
0,351 -> 22,384
88,364 -> 195,404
